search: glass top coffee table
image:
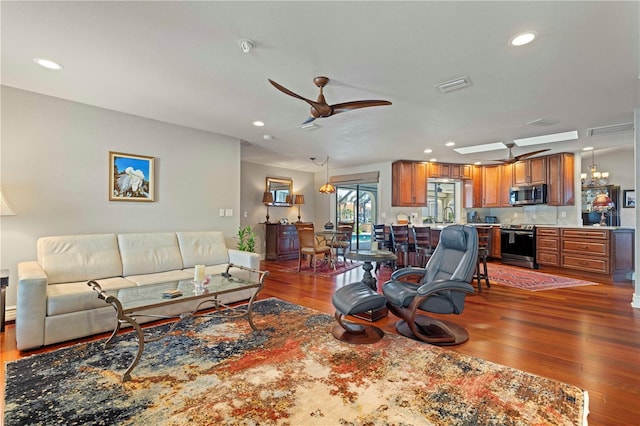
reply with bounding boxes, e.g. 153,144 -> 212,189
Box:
88,263 -> 269,381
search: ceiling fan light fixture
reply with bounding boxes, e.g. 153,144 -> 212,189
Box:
300,122 -> 320,130
513,130 -> 578,146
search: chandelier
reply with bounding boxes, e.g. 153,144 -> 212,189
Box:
581,150 -> 609,187
311,156 -> 336,194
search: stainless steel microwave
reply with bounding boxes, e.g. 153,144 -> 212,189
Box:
509,184 -> 547,206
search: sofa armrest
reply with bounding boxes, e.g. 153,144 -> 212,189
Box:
16,261 -> 49,350
227,249 -> 260,270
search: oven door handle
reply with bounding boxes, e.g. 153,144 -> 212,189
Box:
501,230 -> 534,236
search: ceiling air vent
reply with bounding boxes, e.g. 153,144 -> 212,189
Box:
435,76 -> 472,93
588,122 -> 634,137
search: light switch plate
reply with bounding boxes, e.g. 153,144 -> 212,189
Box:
219,209 -> 225,217
225,209 -> 233,217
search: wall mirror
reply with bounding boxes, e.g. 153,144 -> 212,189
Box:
266,177 -> 293,206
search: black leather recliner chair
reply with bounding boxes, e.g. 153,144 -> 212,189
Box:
382,224 -> 478,345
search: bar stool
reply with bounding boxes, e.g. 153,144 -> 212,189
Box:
412,226 -> 433,268
474,226 -> 492,291
390,224 -> 413,269
373,224 -> 394,272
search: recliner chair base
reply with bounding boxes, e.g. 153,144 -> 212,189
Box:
395,315 -> 469,346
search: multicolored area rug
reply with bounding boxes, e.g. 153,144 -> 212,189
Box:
278,258 -> 362,276
488,262 -> 599,291
4,299 -> 588,425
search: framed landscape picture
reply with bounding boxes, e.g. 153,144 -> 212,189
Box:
109,151 -> 155,202
623,189 -> 635,208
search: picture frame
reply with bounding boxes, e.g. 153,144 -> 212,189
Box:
109,151 -> 155,202
623,189 -> 635,208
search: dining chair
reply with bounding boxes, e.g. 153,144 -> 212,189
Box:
412,226 -> 433,268
390,224 -> 413,269
474,226 -> 492,291
295,223 -> 332,273
329,222 -> 354,263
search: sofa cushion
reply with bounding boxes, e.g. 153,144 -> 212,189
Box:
37,234 -> 123,285
177,231 -> 229,268
118,233 -> 183,276
47,277 -> 136,316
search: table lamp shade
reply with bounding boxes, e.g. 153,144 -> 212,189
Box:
294,194 -> 305,205
592,192 -> 614,226
262,192 -> 274,204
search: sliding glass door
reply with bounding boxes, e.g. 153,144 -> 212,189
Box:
336,183 -> 378,249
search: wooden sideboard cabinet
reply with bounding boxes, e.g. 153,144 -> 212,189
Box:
265,223 -> 299,261
536,227 -> 634,282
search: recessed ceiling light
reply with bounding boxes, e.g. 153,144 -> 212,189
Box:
263,134 -> 273,140
423,149 -> 433,154
252,121 -> 265,127
33,58 -> 63,70
429,158 -> 438,162
474,161 -> 482,165
445,141 -> 455,147
583,146 -> 594,151
509,31 -> 538,47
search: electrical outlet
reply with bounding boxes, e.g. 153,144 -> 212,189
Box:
561,211 -> 566,218
219,209 -> 225,217
243,211 -> 248,218
513,212 -> 518,218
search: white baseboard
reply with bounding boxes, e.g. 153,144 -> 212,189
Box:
4,305 -> 16,323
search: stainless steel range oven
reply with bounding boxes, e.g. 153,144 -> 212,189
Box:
500,224 -> 538,269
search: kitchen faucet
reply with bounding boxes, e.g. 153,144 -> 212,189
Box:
442,206 -> 455,223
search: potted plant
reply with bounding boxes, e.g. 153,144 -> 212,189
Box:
236,225 -> 256,253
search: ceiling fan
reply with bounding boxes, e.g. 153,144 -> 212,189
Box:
268,76 -> 392,124
490,143 -> 550,164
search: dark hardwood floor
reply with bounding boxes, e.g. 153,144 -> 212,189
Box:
2,260 -> 639,425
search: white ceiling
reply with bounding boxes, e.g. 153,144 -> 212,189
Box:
2,1 -> 638,170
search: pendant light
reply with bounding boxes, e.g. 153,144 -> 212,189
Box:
311,156 -> 336,194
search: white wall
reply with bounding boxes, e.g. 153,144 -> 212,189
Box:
240,161 -> 315,255
0,87 -> 243,312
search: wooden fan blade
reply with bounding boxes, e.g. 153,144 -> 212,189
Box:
268,79 -> 327,110
514,149 -> 550,161
331,100 -> 392,114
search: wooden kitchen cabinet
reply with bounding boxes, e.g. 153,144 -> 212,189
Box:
428,162 -> 471,179
500,163 -> 513,207
490,226 -> 501,258
428,162 -> 451,178
481,165 -> 501,207
536,227 -> 560,266
463,165 -> 483,208
513,157 -> 546,185
546,153 -> 575,206
560,228 -> 610,274
392,161 -> 427,207
537,227 -> 634,282
265,223 -> 299,261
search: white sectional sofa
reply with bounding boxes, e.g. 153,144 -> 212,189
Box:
16,231 -> 260,350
